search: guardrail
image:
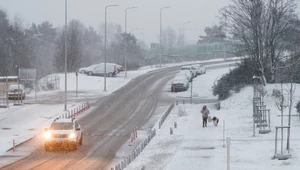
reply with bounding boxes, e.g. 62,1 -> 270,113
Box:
159,103 -> 175,129
59,102 -> 90,119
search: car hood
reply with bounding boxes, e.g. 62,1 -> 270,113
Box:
79,67 -> 88,71
172,79 -> 186,84
49,130 -> 74,135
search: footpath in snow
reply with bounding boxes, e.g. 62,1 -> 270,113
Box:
123,74 -> 300,169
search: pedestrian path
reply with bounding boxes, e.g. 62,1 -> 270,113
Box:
166,105 -> 221,170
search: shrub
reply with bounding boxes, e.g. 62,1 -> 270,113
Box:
46,83 -> 54,90
213,58 -> 254,100
296,101 -> 300,113
272,89 -> 282,99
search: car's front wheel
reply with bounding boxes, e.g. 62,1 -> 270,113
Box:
88,72 -> 93,76
44,144 -> 50,151
79,135 -> 83,146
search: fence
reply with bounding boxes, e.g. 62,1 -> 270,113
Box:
38,75 -> 60,91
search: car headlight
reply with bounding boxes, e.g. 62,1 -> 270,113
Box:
68,132 -> 76,139
44,132 -> 51,140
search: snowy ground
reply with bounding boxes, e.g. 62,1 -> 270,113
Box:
0,58 -> 239,168
120,71 -> 300,170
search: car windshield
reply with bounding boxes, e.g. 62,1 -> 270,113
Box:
8,85 -> 22,92
50,123 -> 73,130
88,65 -> 98,69
174,76 -> 186,80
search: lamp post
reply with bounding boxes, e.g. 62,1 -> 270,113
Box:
159,6 -> 171,67
140,33 -> 145,41
64,0 -> 68,110
125,7 -> 137,79
182,21 -> 191,46
104,4 -> 119,91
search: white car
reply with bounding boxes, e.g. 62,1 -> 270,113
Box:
79,64 -> 98,74
105,63 -> 124,73
86,64 -> 118,77
181,66 -> 195,78
44,118 -> 83,151
192,64 -> 206,75
171,75 -> 189,92
178,70 -> 193,82
8,84 -> 26,100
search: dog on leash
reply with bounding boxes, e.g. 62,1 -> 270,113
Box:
212,117 -> 219,126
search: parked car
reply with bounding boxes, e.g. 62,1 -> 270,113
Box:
43,117 -> 83,151
86,64 -> 117,77
192,64 -> 206,75
105,63 -> 124,73
99,63 -> 123,73
8,84 -> 26,100
178,70 -> 193,82
78,64 -> 98,74
181,66 -> 195,78
171,75 -> 189,92
175,72 -> 189,82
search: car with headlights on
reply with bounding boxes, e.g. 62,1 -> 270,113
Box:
43,118 -> 83,151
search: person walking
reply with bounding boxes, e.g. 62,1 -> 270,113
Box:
201,105 -> 210,127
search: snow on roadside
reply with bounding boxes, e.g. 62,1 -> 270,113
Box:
123,81 -> 300,169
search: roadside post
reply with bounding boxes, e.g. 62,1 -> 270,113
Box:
223,120 -> 226,147
190,77 -> 193,104
227,137 -> 231,170
13,139 -> 16,152
6,76 -> 9,108
76,72 -> 78,98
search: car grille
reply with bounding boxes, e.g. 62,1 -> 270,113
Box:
52,134 -> 68,138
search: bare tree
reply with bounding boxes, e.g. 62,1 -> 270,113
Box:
53,20 -> 84,72
286,70 -> 296,149
220,0 -> 298,82
160,26 -> 177,55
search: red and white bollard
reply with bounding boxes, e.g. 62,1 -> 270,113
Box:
134,127 -> 138,139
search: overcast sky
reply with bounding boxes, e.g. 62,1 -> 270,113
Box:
1,0 -> 232,45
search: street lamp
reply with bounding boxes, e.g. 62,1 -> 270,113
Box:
125,7 -> 138,79
140,33 -> 145,40
182,21 -> 191,46
64,0 -> 68,110
159,6 -> 171,67
104,4 -> 119,92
